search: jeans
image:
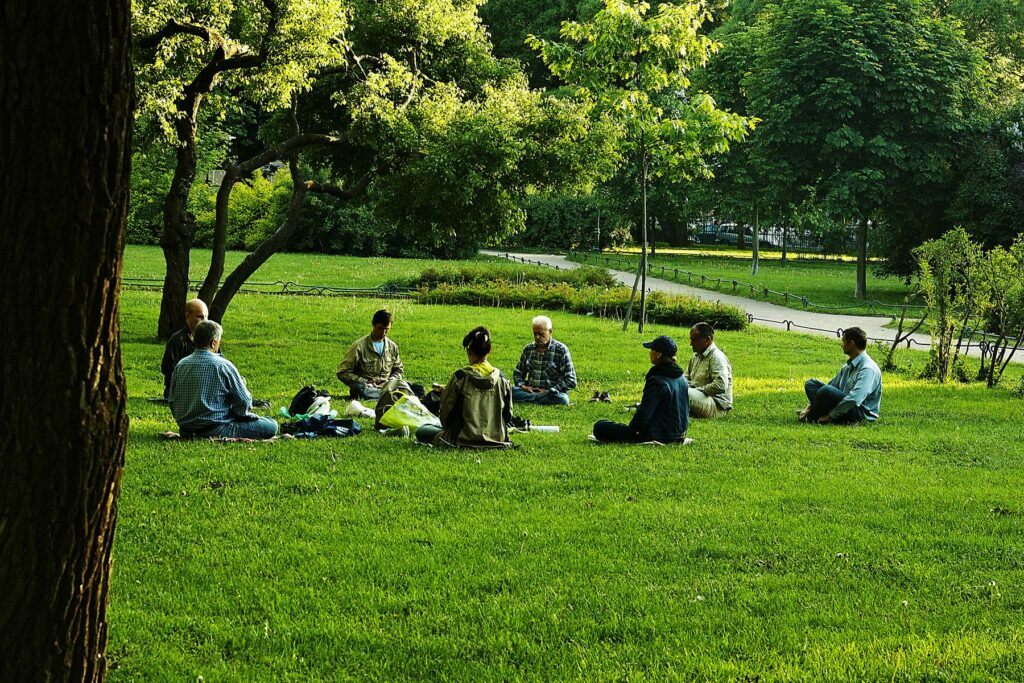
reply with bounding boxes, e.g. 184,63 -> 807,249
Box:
349,383 -> 382,400
415,424 -> 443,444
512,386 -> 570,405
804,379 -> 864,424
592,419 -> 644,443
189,416 -> 279,439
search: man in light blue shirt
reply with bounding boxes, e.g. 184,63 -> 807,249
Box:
799,326 -> 881,424
169,320 -> 278,439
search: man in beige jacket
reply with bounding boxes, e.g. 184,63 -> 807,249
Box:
685,322 -> 733,418
337,309 -> 404,400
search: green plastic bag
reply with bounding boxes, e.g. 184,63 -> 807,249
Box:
378,393 -> 441,430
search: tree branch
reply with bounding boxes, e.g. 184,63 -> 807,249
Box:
136,18 -> 222,50
308,171 -> 372,200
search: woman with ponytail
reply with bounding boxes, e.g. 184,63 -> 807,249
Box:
415,326 -> 514,448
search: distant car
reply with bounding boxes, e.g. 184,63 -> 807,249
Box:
716,225 -> 778,248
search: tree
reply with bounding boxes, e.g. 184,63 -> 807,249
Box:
530,0 -> 752,330
133,0 -> 348,338
743,0 -> 983,298
1,0 -> 131,678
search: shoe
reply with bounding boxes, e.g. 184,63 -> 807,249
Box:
345,400 -> 375,419
588,391 -> 601,402
252,398 -> 271,408
599,391 -> 612,403
382,426 -> 411,438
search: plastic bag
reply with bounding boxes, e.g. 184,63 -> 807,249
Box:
378,393 -> 442,429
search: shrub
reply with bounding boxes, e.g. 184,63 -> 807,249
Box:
395,263 -> 618,289
417,281 -> 747,331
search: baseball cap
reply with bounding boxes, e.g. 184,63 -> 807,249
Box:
642,335 -> 677,356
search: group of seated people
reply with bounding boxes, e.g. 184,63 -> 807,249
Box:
162,299 -> 882,447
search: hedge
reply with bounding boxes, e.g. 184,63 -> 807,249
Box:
393,263 -> 618,289
416,281 -> 747,331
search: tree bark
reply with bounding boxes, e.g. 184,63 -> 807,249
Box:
639,147 -> 649,333
157,113 -> 200,339
197,133 -> 344,304
751,207 -> 760,276
855,217 -> 868,299
0,0 -> 131,679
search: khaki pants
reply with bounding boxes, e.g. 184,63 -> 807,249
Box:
689,388 -> 727,419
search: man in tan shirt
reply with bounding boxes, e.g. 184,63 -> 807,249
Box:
685,322 -> 733,418
337,309 -> 404,399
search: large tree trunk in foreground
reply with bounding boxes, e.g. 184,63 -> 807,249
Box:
0,0 -> 131,680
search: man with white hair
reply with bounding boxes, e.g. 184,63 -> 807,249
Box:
512,315 -> 577,405
169,320 -> 278,439
161,298 -> 210,398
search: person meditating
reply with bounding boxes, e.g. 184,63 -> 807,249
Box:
685,322 -> 733,419
336,309 -> 404,400
414,326 -> 514,449
512,315 -> 577,405
161,298 -> 210,399
592,335 -> 690,444
799,326 -> 882,424
168,320 -> 278,439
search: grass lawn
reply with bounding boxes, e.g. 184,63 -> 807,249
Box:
569,251 -> 918,314
110,258 -> 1024,680
122,244 -> 472,289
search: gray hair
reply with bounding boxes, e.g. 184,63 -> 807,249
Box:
532,315 -> 552,330
193,320 -> 223,349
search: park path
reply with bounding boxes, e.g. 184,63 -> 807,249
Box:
483,250 -> 1020,363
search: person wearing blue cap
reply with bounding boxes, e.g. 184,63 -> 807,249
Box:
591,335 -> 690,444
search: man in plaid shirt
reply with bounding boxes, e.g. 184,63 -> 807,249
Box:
169,320 -> 278,439
512,315 -> 577,405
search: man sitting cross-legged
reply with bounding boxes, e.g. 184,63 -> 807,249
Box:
685,322 -> 733,419
336,309 -> 405,401
169,320 -> 278,439
161,297 -> 210,399
512,315 -> 577,406
798,326 -> 882,425
592,336 -> 689,444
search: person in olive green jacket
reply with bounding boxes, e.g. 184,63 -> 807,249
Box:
415,326 -> 514,449
336,309 -> 404,399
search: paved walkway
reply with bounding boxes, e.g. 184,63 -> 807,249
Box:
484,250 -> 1020,363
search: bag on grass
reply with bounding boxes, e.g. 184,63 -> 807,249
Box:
378,393 -> 442,430
288,385 -> 330,417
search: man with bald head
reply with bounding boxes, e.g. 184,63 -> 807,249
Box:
161,298 -> 210,398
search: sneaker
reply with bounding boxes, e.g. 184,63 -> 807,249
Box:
345,400 -> 375,419
382,426 -> 411,438
252,398 -> 271,408
588,391 -> 601,402
599,391 -> 612,403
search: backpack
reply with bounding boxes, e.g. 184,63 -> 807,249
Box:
288,385 -> 330,417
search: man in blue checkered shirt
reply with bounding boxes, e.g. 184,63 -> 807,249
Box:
169,320 -> 278,439
512,315 -> 578,405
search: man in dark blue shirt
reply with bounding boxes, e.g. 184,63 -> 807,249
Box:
592,336 -> 690,444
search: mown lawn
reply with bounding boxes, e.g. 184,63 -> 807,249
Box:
110,270 -> 1024,680
122,244 -> 470,289
570,251 -> 918,314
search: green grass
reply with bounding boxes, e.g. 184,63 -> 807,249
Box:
122,244 -> 473,289
570,251 -> 918,314
110,268 -> 1024,681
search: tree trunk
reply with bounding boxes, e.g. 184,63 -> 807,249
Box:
157,112 -> 201,339
781,224 -> 788,265
197,166 -> 241,304
855,217 -> 868,299
0,0 -> 131,679
639,148 -> 649,333
751,207 -> 760,276
210,179 -> 310,322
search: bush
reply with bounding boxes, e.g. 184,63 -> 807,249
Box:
395,262 -> 618,289
417,281 -> 747,331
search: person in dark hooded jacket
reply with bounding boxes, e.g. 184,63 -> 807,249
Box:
592,335 -> 689,443
415,326 -> 514,449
